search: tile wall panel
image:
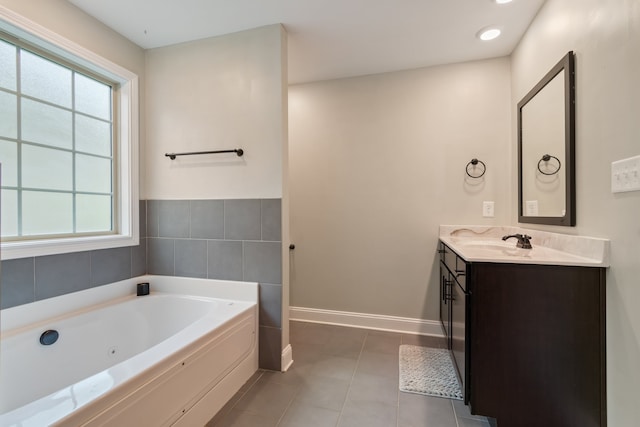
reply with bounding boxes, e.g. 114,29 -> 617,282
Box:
159,200 -> 190,238
224,199 -> 261,240
207,240 -> 243,281
190,200 -> 224,239
0,200 -> 148,308
90,246 -> 132,287
147,198 -> 283,370
261,199 -> 282,241
0,257 -> 35,309
34,252 -> 92,300
175,239 -> 207,278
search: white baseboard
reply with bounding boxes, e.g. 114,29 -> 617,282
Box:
289,306 -> 444,337
281,344 -> 293,372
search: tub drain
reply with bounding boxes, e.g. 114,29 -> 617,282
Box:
39,330 -> 59,345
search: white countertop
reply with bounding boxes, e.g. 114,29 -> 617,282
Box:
439,226 -> 610,267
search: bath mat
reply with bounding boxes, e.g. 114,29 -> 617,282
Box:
398,345 -> 463,400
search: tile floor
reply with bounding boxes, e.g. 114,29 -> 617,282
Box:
207,321 -> 490,427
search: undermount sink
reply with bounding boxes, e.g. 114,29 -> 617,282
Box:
450,238 -> 537,258
453,240 -> 514,250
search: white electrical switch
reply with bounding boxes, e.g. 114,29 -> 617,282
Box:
483,201 -> 495,218
612,155 -> 640,193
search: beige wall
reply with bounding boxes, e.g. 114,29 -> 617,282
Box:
289,58 -> 511,320
144,25 -> 286,200
0,0 -> 144,73
511,0 -> 640,424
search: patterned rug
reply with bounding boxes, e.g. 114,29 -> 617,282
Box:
398,345 -> 463,400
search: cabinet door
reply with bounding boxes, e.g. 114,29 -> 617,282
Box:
469,263 -> 606,427
439,262 -> 452,348
450,279 -> 466,396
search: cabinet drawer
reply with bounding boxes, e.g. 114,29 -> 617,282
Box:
440,242 -> 467,290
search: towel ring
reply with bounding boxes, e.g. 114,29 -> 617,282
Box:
537,154 -> 561,176
466,158 -> 486,178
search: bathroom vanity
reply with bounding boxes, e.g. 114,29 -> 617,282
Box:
439,226 -> 609,427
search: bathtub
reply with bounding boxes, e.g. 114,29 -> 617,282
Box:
0,275 -> 259,426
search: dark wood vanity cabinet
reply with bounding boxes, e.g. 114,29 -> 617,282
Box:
439,243 -> 470,401
439,242 -> 606,427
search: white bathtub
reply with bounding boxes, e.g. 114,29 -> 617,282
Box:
0,275 -> 259,427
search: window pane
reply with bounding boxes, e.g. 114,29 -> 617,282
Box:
76,194 -> 112,232
21,50 -> 71,108
22,191 -> 73,235
22,144 -> 72,191
0,40 -> 16,91
0,91 -> 17,139
22,98 -> 72,149
76,154 -> 111,193
75,74 -> 111,120
0,139 -> 18,187
1,189 -> 18,237
76,114 -> 111,156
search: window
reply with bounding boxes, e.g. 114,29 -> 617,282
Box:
1,37 -> 116,239
0,11 -> 139,260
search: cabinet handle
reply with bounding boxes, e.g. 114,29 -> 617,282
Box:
444,279 -> 453,303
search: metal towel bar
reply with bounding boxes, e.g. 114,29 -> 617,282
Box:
165,148 -> 244,160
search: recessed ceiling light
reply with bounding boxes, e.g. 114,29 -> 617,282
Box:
495,0 -> 513,4
478,28 -> 502,41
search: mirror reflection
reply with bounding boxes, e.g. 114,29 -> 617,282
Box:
521,70 -> 565,217
518,51 -> 575,226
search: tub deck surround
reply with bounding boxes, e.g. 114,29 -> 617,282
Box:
439,225 -> 610,267
0,275 -> 259,427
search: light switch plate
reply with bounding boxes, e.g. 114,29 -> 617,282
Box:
525,200 -> 539,216
483,201 -> 495,217
612,155 -> 640,193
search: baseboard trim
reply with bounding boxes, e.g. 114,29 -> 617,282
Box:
289,306 -> 444,337
281,344 -> 293,372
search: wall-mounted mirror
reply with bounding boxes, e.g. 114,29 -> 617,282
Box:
518,51 -> 575,226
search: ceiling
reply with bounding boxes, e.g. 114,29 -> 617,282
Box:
68,0 -> 545,84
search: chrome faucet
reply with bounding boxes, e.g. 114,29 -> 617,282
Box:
502,234 -> 533,249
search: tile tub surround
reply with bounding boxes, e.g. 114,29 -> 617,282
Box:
0,201 -> 148,310
146,198 -> 283,370
439,225 -> 610,267
1,199 -> 283,370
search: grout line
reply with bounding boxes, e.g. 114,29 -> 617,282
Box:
188,200 -> 192,239
171,238 -> 176,276
32,256 -> 36,302
209,371 -> 265,426
334,330 -> 369,427
273,389 -> 297,427
452,399 -> 461,427
222,200 -> 226,240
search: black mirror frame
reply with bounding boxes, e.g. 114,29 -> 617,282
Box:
518,51 -> 576,226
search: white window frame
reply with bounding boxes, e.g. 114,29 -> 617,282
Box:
0,7 -> 139,260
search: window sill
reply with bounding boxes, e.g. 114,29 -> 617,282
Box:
1,234 -> 140,260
